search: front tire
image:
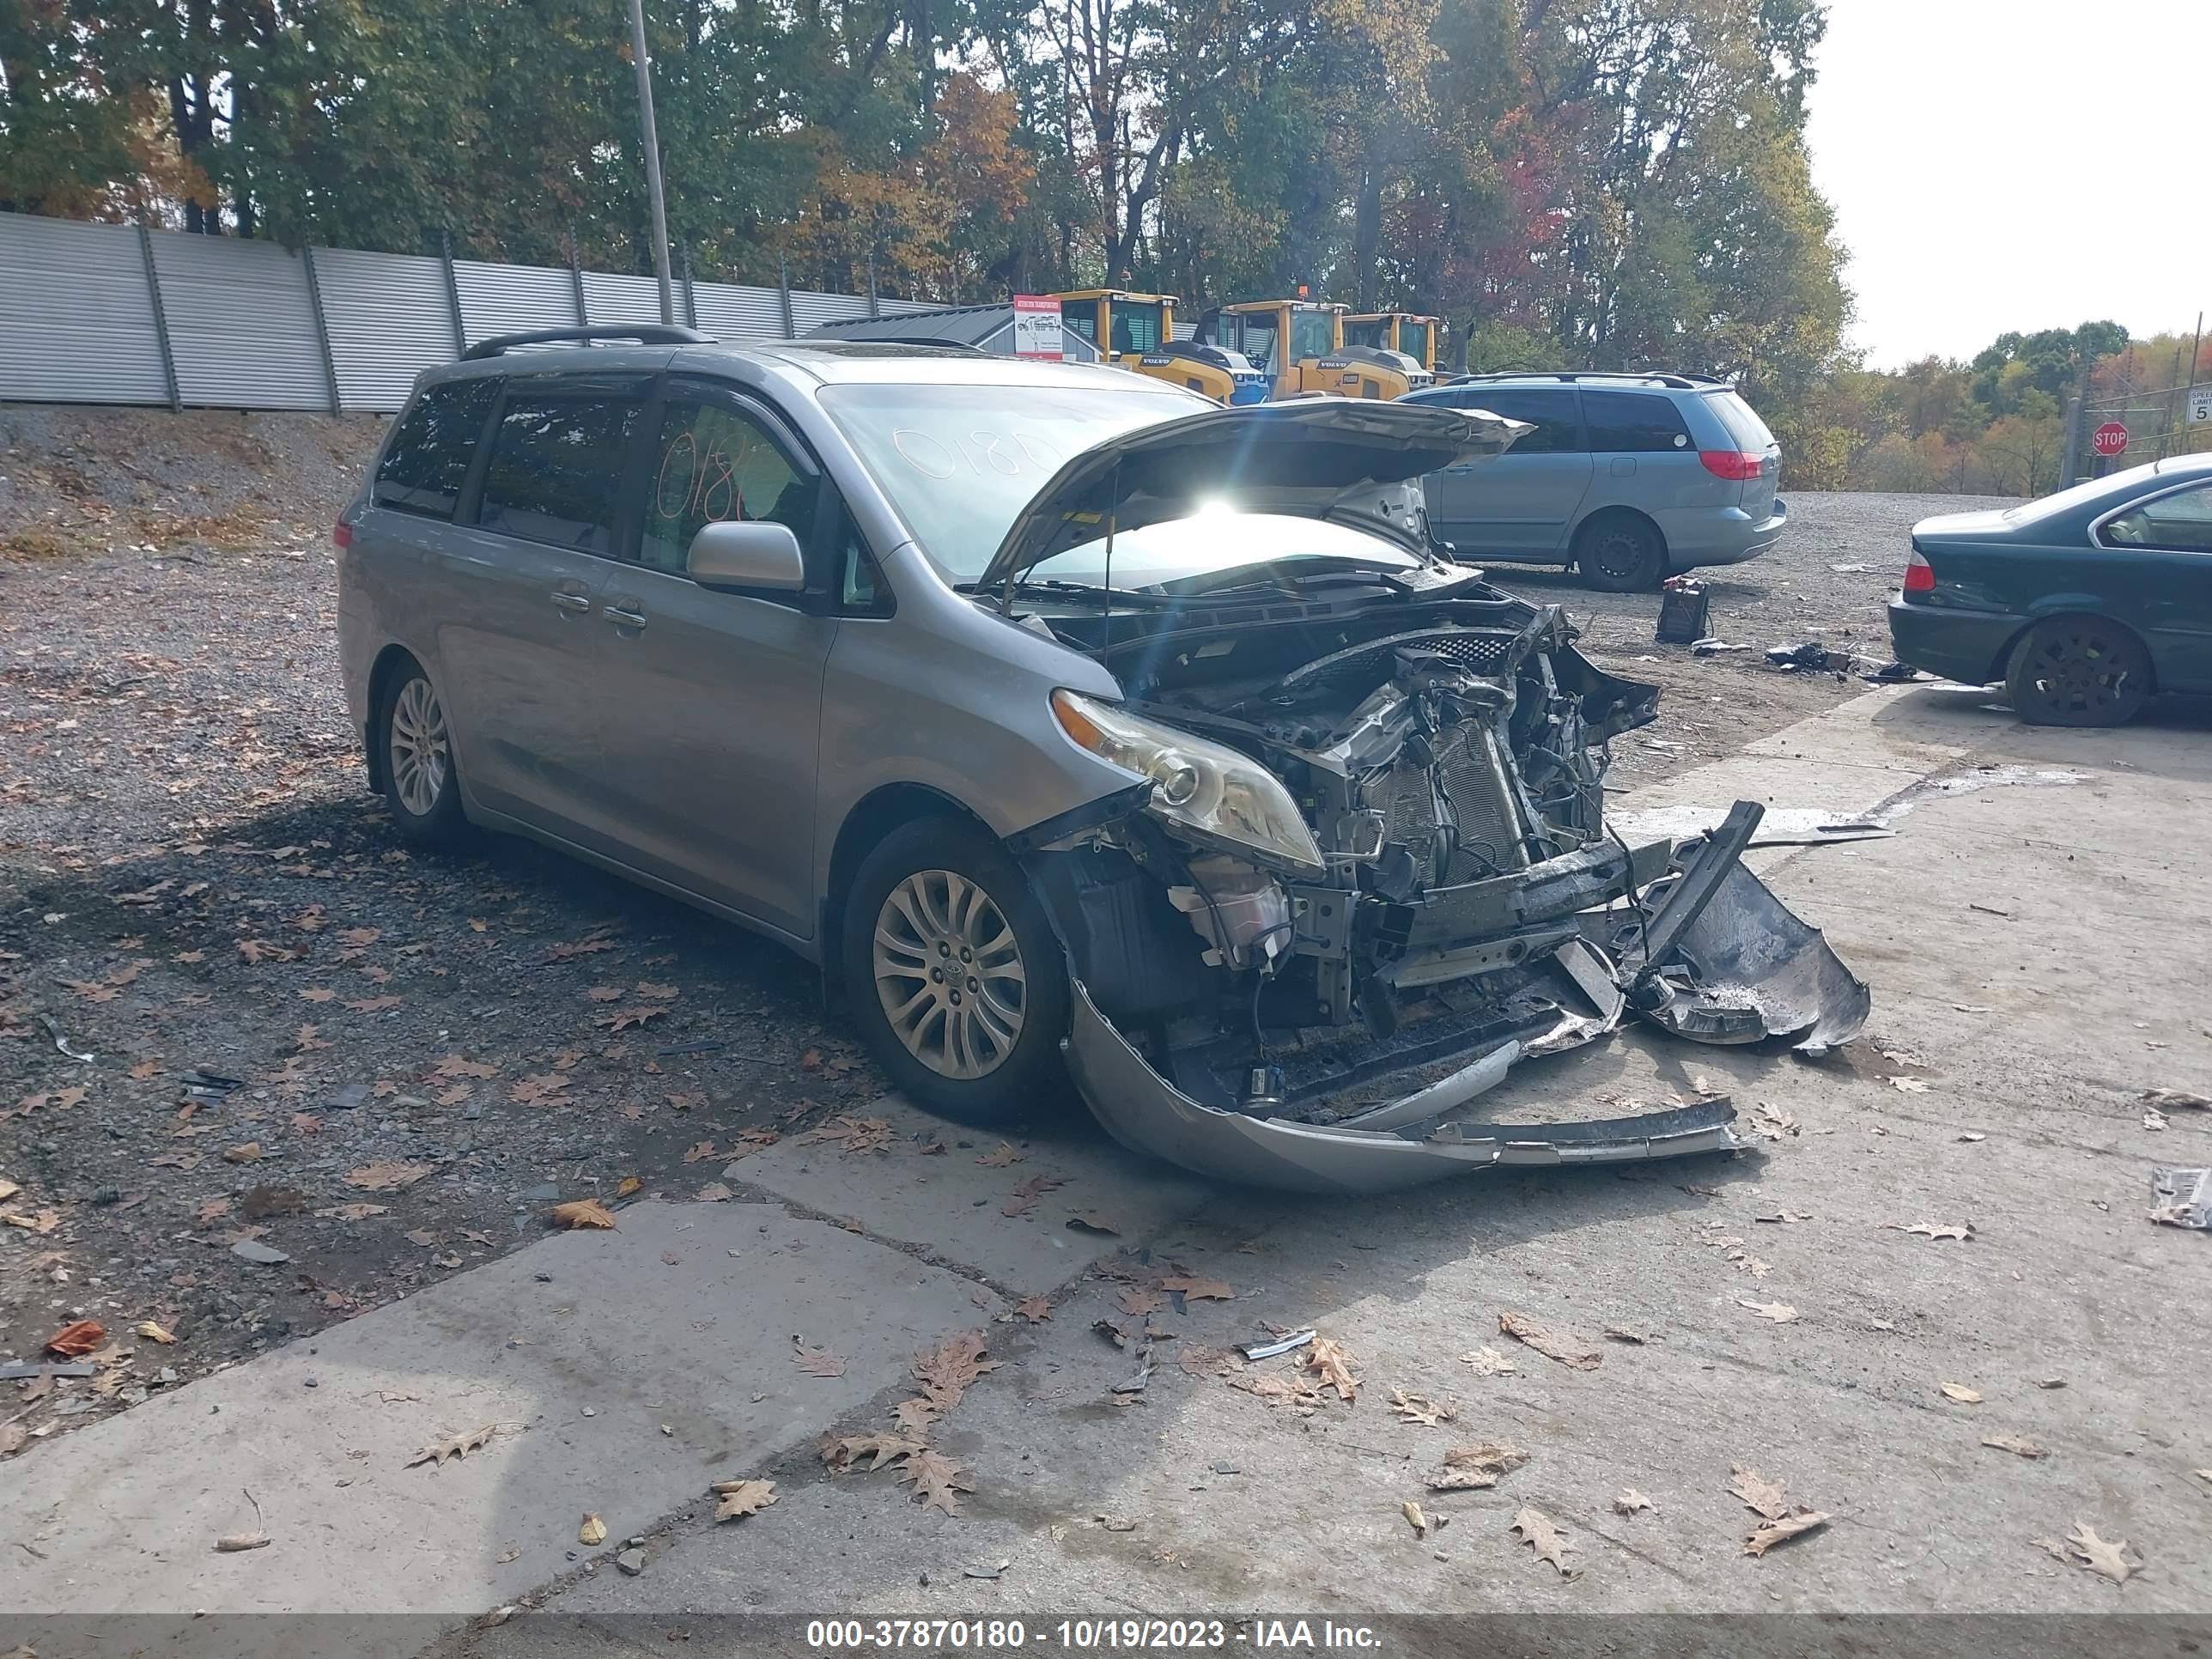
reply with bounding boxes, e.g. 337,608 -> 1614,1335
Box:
841,817 -> 1071,1127
1574,513 -> 1668,592
376,660 -> 467,846
2004,615 -> 2150,727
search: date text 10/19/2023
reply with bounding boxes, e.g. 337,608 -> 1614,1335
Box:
803,1620 -> 1382,1650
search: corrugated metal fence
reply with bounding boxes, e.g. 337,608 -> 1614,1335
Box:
0,210 -> 934,414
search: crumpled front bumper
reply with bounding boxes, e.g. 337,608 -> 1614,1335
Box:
1063,976 -> 1743,1194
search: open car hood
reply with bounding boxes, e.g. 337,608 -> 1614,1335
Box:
978,398 -> 1527,588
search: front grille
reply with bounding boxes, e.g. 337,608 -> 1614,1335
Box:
1277,628 -> 1525,699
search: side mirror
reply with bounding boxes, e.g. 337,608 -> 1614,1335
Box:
687,520 -> 805,592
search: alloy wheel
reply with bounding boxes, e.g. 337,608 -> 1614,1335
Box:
872,869 -> 1028,1080
388,677 -> 450,817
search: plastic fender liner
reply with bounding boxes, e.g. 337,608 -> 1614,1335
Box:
1064,977 -> 1741,1194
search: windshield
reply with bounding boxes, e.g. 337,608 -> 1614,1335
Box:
1108,301 -> 1163,355
1025,511 -> 1422,590
1291,311 -> 1337,361
818,381 -> 1203,582
1344,319 -> 1387,349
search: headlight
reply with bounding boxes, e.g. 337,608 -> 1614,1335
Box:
1051,690 -> 1324,874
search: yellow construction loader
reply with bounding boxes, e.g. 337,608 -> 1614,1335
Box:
1198,300 -> 1433,399
1344,313 -> 1441,380
1053,289 -> 1267,403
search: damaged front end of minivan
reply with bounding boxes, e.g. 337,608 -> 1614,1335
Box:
986,402 -> 1869,1192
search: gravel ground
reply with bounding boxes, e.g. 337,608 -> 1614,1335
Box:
0,404 -> 2018,1462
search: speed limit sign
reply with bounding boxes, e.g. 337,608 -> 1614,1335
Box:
2190,387 -> 2212,424
2093,421 -> 2129,458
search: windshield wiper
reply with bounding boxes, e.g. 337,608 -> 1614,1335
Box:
954,577 -> 1177,608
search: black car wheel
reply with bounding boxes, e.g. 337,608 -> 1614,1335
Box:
376,659 -> 469,845
841,816 -> 1072,1127
1574,513 -> 1667,592
2004,615 -> 2151,727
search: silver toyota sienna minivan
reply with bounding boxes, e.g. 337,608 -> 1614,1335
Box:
337,327 -> 1863,1192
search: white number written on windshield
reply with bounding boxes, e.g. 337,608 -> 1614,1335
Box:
890,428 -> 1064,483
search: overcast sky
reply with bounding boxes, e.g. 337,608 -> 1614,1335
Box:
1803,0 -> 2211,368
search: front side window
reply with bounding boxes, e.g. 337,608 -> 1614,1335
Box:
476,391 -> 641,554
374,377 -> 496,520
640,398 -> 814,574
1235,315 -> 1278,374
1582,389 -> 1692,453
1458,388 -> 1580,456
2100,482 -> 2212,552
1400,320 -> 1431,365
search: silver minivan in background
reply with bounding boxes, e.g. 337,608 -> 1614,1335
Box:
334,329 -> 1855,1191
1401,372 -> 1787,590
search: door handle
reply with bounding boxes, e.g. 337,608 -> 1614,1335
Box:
550,591 -> 592,612
603,603 -> 647,629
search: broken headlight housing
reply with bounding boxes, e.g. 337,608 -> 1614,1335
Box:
1051,690 -> 1324,875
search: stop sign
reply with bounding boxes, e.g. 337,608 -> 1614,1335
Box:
2093,421 -> 2129,458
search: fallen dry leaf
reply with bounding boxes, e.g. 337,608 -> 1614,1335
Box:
344,1161 -> 434,1193
793,1338 -> 848,1377
823,1435 -> 922,1474
1401,1500 -> 1430,1538
222,1142 -> 262,1164
1066,1210 -> 1120,1235
712,1479 -> 778,1522
1014,1296 -> 1054,1323
1940,1382 -> 1983,1405
616,1176 -> 644,1197
1739,1300 -> 1798,1322
1981,1436 -> 2048,1459
320,1202 -> 387,1220
681,1140 -> 718,1164
1388,1387 -> 1456,1425
344,995 -> 403,1014
550,1198 -> 618,1230
1729,1464 -> 1791,1521
1160,1274 -> 1234,1302
1458,1346 -> 1516,1377
1230,1372 -> 1323,1413
409,1425 -> 499,1468
801,1114 -> 894,1156
595,1005 -> 667,1033
2061,1522 -> 2132,1583
1498,1310 -> 1601,1370
975,1143 -> 1024,1167
1000,1171 -> 1068,1218
1751,1101 -> 1797,1139
1445,1441 -> 1529,1474
1510,1507 -> 1573,1576
1745,1510 -> 1830,1556
1303,1335 -> 1360,1402
1888,1075 -> 1931,1092
134,1320 -> 177,1345
579,1512 -> 609,1546
1613,1489 -> 1654,1516
1905,1222 -> 1976,1242
46,1320 -> 106,1357
1094,1318 -> 1132,1349
1114,1286 -> 1161,1318
214,1532 -> 271,1552
696,1182 -> 732,1202
430,1055 -> 498,1080
899,1449 -> 974,1516
912,1329 -> 999,1413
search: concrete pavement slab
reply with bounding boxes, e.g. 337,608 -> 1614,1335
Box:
724,1095 -> 1218,1297
1,1198 -> 991,1619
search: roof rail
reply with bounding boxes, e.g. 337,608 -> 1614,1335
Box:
1449,368 -> 1718,391
460,324 -> 714,361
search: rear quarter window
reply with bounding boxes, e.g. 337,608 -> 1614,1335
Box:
374,379 -> 497,519
1582,389 -> 1692,453
1705,391 -> 1776,450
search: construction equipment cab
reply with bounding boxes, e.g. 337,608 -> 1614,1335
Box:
1345,313 -> 1441,380
1054,290 -> 1175,367
1201,301 -> 1349,399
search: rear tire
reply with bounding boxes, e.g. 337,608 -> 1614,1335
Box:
840,817 -> 1071,1127
2004,615 -> 2151,727
375,660 -> 468,846
1574,513 -> 1667,592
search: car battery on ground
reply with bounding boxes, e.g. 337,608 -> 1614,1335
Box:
1655,576 -> 1710,645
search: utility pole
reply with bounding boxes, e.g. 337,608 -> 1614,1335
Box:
626,0 -> 676,325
